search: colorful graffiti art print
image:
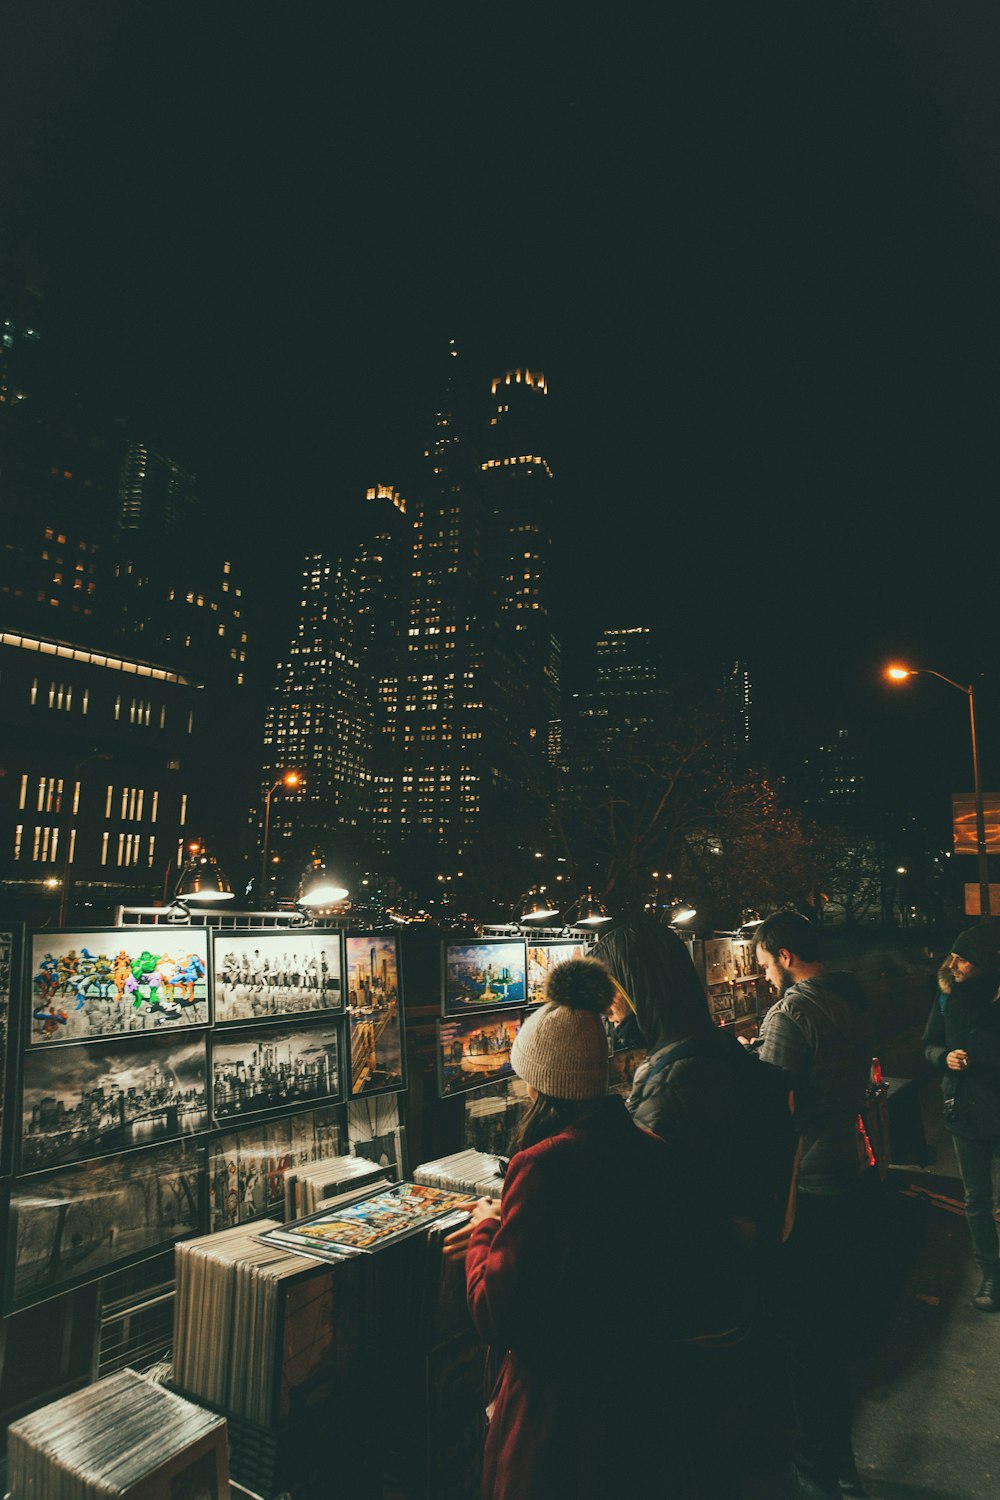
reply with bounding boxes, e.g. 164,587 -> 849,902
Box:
20,1033 -> 209,1173
443,940 -> 527,1016
438,1011 -> 522,1098
526,941 -> 585,1005
211,1022 -> 341,1124
29,930 -> 209,1044
345,935 -> 405,1098
212,931 -> 343,1023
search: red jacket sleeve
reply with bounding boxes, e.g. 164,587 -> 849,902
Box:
465,1147 -> 553,1352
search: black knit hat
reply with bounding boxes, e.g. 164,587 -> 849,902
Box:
951,925 -> 1000,974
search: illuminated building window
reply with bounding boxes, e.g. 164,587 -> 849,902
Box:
13,824 -> 23,860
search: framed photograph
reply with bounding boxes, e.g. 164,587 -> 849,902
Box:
28,929 -> 209,1045
207,1104 -> 342,1232
256,1180 -> 473,1260
212,930 -> 343,1024
526,941 -> 584,1005
437,1011 -> 522,1099
345,935 -> 405,1097
211,1019 -> 342,1124
19,1032 -> 209,1174
442,939 -> 527,1017
7,1137 -> 203,1312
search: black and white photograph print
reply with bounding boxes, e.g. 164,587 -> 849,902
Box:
20,1033 -> 209,1174
345,935 -> 405,1097
29,930 -> 209,1044
212,931 -> 343,1023
9,1138 -> 202,1310
211,1022 -> 341,1123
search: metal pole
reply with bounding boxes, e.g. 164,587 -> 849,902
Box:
968,684 -> 991,919
260,784 -> 274,901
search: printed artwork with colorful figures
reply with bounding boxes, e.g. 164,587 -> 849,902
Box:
30,930 -> 210,1044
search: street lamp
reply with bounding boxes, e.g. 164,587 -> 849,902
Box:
885,663 -> 991,918
260,771 -> 300,902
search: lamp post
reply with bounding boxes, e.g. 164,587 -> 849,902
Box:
885,664 -> 990,919
260,771 -> 300,902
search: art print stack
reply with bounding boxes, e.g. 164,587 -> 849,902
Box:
174,1221 -> 365,1428
6,1368 -> 227,1500
283,1150 -> 396,1218
414,1149 -> 506,1198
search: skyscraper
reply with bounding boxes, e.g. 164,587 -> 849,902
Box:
372,348 -> 551,892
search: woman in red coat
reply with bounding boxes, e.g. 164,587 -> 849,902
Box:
446,957 -> 708,1500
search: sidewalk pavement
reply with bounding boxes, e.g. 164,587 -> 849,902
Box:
846,1070 -> 1000,1500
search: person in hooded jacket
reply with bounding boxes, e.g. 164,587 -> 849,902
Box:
923,924 -> 1000,1312
593,916 -> 794,1499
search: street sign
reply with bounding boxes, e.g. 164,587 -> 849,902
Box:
952,794 -> 1000,855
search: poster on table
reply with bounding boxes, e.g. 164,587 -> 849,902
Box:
207,1103 -> 341,1231
19,1032 -> 209,1174
437,1011 -> 522,1098
212,930 -> 343,1023
526,941 -> 584,1005
344,934 -> 405,1098
442,939 -> 527,1017
28,929 -> 210,1044
210,1020 -> 342,1124
7,1137 -> 203,1312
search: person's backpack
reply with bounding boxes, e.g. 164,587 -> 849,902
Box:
643,1032 -> 801,1248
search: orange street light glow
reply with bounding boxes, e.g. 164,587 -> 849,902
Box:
885,665 -> 912,681
283,770 -> 300,787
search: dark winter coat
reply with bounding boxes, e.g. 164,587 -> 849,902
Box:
465,1095 -> 702,1500
627,1029 -> 751,1221
923,974 -> 1000,1141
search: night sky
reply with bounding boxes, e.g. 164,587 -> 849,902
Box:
4,3 -> 999,815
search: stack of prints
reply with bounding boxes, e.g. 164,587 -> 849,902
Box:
173,1222 -> 355,1427
283,1151 -> 396,1218
414,1149 -> 506,1198
6,1369 -> 228,1500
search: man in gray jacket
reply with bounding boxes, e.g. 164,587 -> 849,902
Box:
756,910 -> 877,1500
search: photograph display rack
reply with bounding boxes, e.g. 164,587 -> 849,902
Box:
1,917 -> 410,1321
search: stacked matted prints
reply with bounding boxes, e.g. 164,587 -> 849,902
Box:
6,1368 -> 228,1500
4,925 -> 407,1313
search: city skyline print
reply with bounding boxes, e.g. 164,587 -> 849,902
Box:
20,1032 -> 208,1174
438,1011 -> 522,1098
345,935 -> 405,1098
211,1021 -> 341,1124
443,939 -> 527,1017
212,931 -> 343,1024
29,930 -> 210,1045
